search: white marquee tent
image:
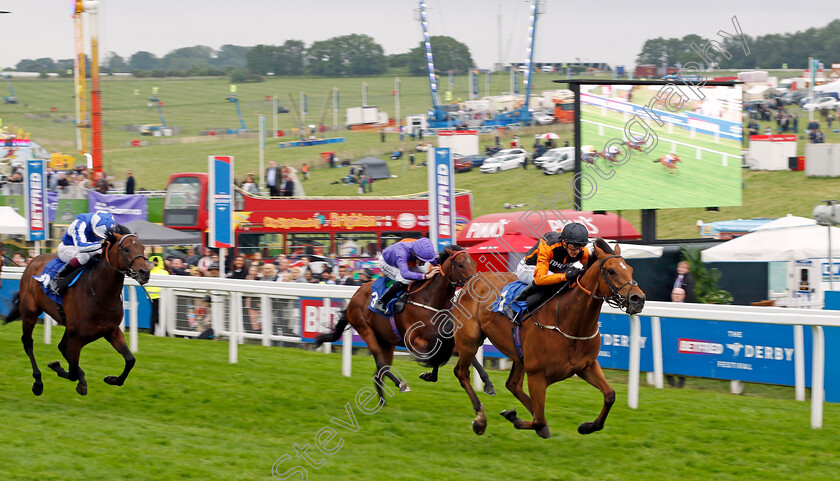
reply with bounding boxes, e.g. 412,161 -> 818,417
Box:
702,224 -> 840,262
0,206 -> 27,236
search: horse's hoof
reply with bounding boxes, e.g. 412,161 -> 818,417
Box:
419,372 -> 437,383
484,384 -> 496,396
472,419 -> 486,435
104,376 -> 122,386
500,409 -> 518,423
578,421 -> 601,435
536,426 -> 551,439
32,382 -> 44,396
399,381 -> 411,393
47,361 -> 61,372
76,384 -> 88,396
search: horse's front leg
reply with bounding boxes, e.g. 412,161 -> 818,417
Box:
575,360 -> 615,435
501,370 -> 550,438
103,327 -> 135,387
48,334 -> 87,396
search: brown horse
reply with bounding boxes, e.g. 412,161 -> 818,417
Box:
315,245 -> 494,403
4,225 -> 150,396
451,238 -> 645,438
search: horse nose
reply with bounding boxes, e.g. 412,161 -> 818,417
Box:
138,268 -> 151,285
628,293 -> 645,313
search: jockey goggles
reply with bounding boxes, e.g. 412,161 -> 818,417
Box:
566,242 -> 586,249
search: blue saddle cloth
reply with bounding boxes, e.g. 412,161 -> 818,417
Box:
368,276 -> 401,316
32,258 -> 85,306
491,281 -> 529,316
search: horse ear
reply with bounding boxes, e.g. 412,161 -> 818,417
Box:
613,243 -> 621,256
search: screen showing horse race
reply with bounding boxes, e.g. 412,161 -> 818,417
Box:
577,82 -> 743,211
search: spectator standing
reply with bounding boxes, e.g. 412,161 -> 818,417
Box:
125,171 -> 135,194
227,255 -> 249,279
673,260 -> 696,303
666,287 -> 687,388
266,160 -> 280,197
261,264 -> 278,281
241,173 -> 259,195
301,163 -> 309,180
337,265 -> 359,286
95,175 -> 109,194
183,247 -> 201,267
168,257 -> 189,276
409,152 -> 415,167
57,172 -> 69,192
147,255 -> 168,335
380,130 -> 386,143
282,171 -> 294,196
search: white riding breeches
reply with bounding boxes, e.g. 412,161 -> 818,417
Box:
515,258 -> 535,284
57,244 -> 100,264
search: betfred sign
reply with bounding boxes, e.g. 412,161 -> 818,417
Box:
300,298 -> 344,339
24,159 -> 47,241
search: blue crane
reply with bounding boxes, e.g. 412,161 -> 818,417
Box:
148,95 -> 166,127
418,0 -> 449,128
227,94 -> 247,131
2,75 -> 17,104
489,0 -> 540,126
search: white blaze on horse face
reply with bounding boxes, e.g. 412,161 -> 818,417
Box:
619,262 -> 628,270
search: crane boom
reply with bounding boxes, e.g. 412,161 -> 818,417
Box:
419,1 -> 446,123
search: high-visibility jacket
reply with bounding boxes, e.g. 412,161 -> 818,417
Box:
147,255 -> 169,300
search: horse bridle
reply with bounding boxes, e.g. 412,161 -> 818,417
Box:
104,233 -> 148,282
442,250 -> 472,288
575,254 -> 638,312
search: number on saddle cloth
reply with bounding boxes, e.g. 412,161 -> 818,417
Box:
368,277 -> 406,315
34,258 -> 87,305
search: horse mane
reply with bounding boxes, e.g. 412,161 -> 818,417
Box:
592,237 -> 613,255
105,224 -> 132,244
436,244 -> 464,265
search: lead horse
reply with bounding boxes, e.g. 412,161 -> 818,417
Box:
315,245 -> 494,404
4,225 -> 150,396
452,239 -> 645,438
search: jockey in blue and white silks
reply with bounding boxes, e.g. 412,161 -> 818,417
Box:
49,211 -> 116,295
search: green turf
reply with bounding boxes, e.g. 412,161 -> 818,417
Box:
1,324 -> 839,480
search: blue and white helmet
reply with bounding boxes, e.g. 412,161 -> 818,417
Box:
90,211 -> 115,239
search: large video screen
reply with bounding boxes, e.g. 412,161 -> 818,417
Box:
578,83 -> 743,211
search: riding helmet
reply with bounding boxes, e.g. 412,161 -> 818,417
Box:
561,222 -> 589,245
412,238 -> 438,263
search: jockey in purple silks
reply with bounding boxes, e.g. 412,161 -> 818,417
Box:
372,237 -> 441,311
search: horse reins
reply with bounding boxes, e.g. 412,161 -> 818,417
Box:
93,233 -> 150,311
573,254 -> 637,311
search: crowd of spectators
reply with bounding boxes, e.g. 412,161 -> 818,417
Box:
159,246 -> 374,287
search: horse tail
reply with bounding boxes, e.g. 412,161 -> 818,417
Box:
417,315 -> 456,368
3,292 -> 21,324
313,309 -> 349,347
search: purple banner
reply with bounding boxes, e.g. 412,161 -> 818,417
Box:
47,191 -> 58,223
88,190 -> 148,224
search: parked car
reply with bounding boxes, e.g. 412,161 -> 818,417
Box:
532,112 -> 555,125
535,147 -> 574,168
781,90 -> 809,106
480,153 -> 526,173
492,148 -> 528,158
802,97 -> 840,111
461,154 -> 487,168
539,148 -> 576,175
454,157 -> 473,173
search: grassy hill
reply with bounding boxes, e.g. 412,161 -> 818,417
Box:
2,73 -> 839,239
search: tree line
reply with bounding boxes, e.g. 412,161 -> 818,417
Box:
10,35 -> 475,81
636,19 -> 840,70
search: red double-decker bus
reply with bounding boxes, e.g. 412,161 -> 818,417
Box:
163,172 -> 473,259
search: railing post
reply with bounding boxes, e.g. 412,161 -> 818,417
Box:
628,314 -> 641,409
651,316 -> 663,389
811,325 -> 825,429
229,292 -> 240,364
472,345 -> 484,391
43,314 -> 52,345
321,297 -> 332,354
129,286 -> 138,353
260,294 -> 271,347
794,325 -> 806,401
342,326 -> 353,377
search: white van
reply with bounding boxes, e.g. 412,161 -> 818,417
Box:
536,147 -> 575,175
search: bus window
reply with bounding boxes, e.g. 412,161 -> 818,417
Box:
239,233 -> 284,258
335,233 -> 377,258
287,233 -> 331,257
380,231 -> 423,250
164,176 -> 201,226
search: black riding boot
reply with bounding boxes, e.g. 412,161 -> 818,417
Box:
374,282 -> 404,311
49,263 -> 79,296
502,282 -> 540,322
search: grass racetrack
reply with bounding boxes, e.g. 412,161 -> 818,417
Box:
1,325 -> 839,480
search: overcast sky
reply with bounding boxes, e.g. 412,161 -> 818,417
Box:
0,1 -> 835,70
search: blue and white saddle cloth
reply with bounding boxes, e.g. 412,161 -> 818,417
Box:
368,276 -> 401,316
491,281 -> 529,317
32,258 -> 85,306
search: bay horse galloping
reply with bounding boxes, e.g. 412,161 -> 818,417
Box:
4,225 -> 150,396
315,245 -> 494,404
653,153 -> 681,172
452,239 -> 645,438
